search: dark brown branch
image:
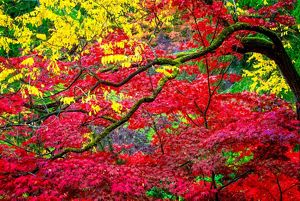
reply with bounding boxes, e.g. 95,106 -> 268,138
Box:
0,109 -> 88,130
147,112 -> 165,155
44,69 -> 84,98
276,177 -> 283,201
218,169 -> 254,191
1,166 -> 40,178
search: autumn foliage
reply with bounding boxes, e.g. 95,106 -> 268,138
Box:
0,0 -> 299,200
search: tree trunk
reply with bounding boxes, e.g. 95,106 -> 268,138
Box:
238,37 -> 300,120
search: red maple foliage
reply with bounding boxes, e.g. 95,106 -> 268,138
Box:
0,0 -> 299,200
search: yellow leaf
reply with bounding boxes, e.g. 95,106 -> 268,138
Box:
21,57 -> 34,66
60,97 -> 76,105
155,65 -> 177,77
47,61 -> 60,75
243,53 -> 290,97
25,85 -> 43,98
111,100 -> 122,113
0,69 -> 15,82
121,61 -> 131,68
36,33 -> 47,40
91,104 -> 101,114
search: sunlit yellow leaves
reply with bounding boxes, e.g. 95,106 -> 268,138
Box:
0,68 -> 16,93
156,68 -> 172,77
0,69 -> 15,82
27,85 -> 43,97
271,25 -> 290,37
21,85 -> 43,98
236,7 -> 248,15
115,41 -> 125,49
130,55 -> 143,63
0,10 -> 13,27
0,83 -> 7,94
111,100 -> 122,114
156,65 -> 178,78
7,73 -> 23,84
225,1 -> 249,15
0,0 -> 152,58
243,53 -> 290,97
47,61 -> 60,75
28,68 -> 40,80
57,1 -> 76,9
0,0 -> 176,60
100,40 -> 144,68
21,57 -> 35,66
225,1 -> 233,7
92,105 -> 101,114
158,9 -> 174,27
100,51 -> 143,68
60,96 -> 76,105
101,54 -> 128,65
0,37 -> 14,52
13,26 -> 33,48
83,132 -> 93,142
18,67 -> 40,82
101,43 -> 114,55
39,0 -> 55,7
82,92 -> 97,104
121,62 -> 132,68
36,34 -> 47,40
103,89 -> 128,114
0,63 -> 44,95
283,41 -> 292,49
0,65 -> 18,93
134,46 -> 143,56
81,91 -> 102,116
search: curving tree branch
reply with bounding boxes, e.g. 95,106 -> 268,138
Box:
4,22 -> 299,157
175,22 -> 300,119
51,69 -> 179,159
25,23 -> 300,120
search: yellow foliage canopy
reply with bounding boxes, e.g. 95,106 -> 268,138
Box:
243,53 -> 290,97
0,0 -> 174,61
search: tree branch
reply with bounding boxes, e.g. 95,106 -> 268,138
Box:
218,169 -> 254,191
51,69 -> 179,159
